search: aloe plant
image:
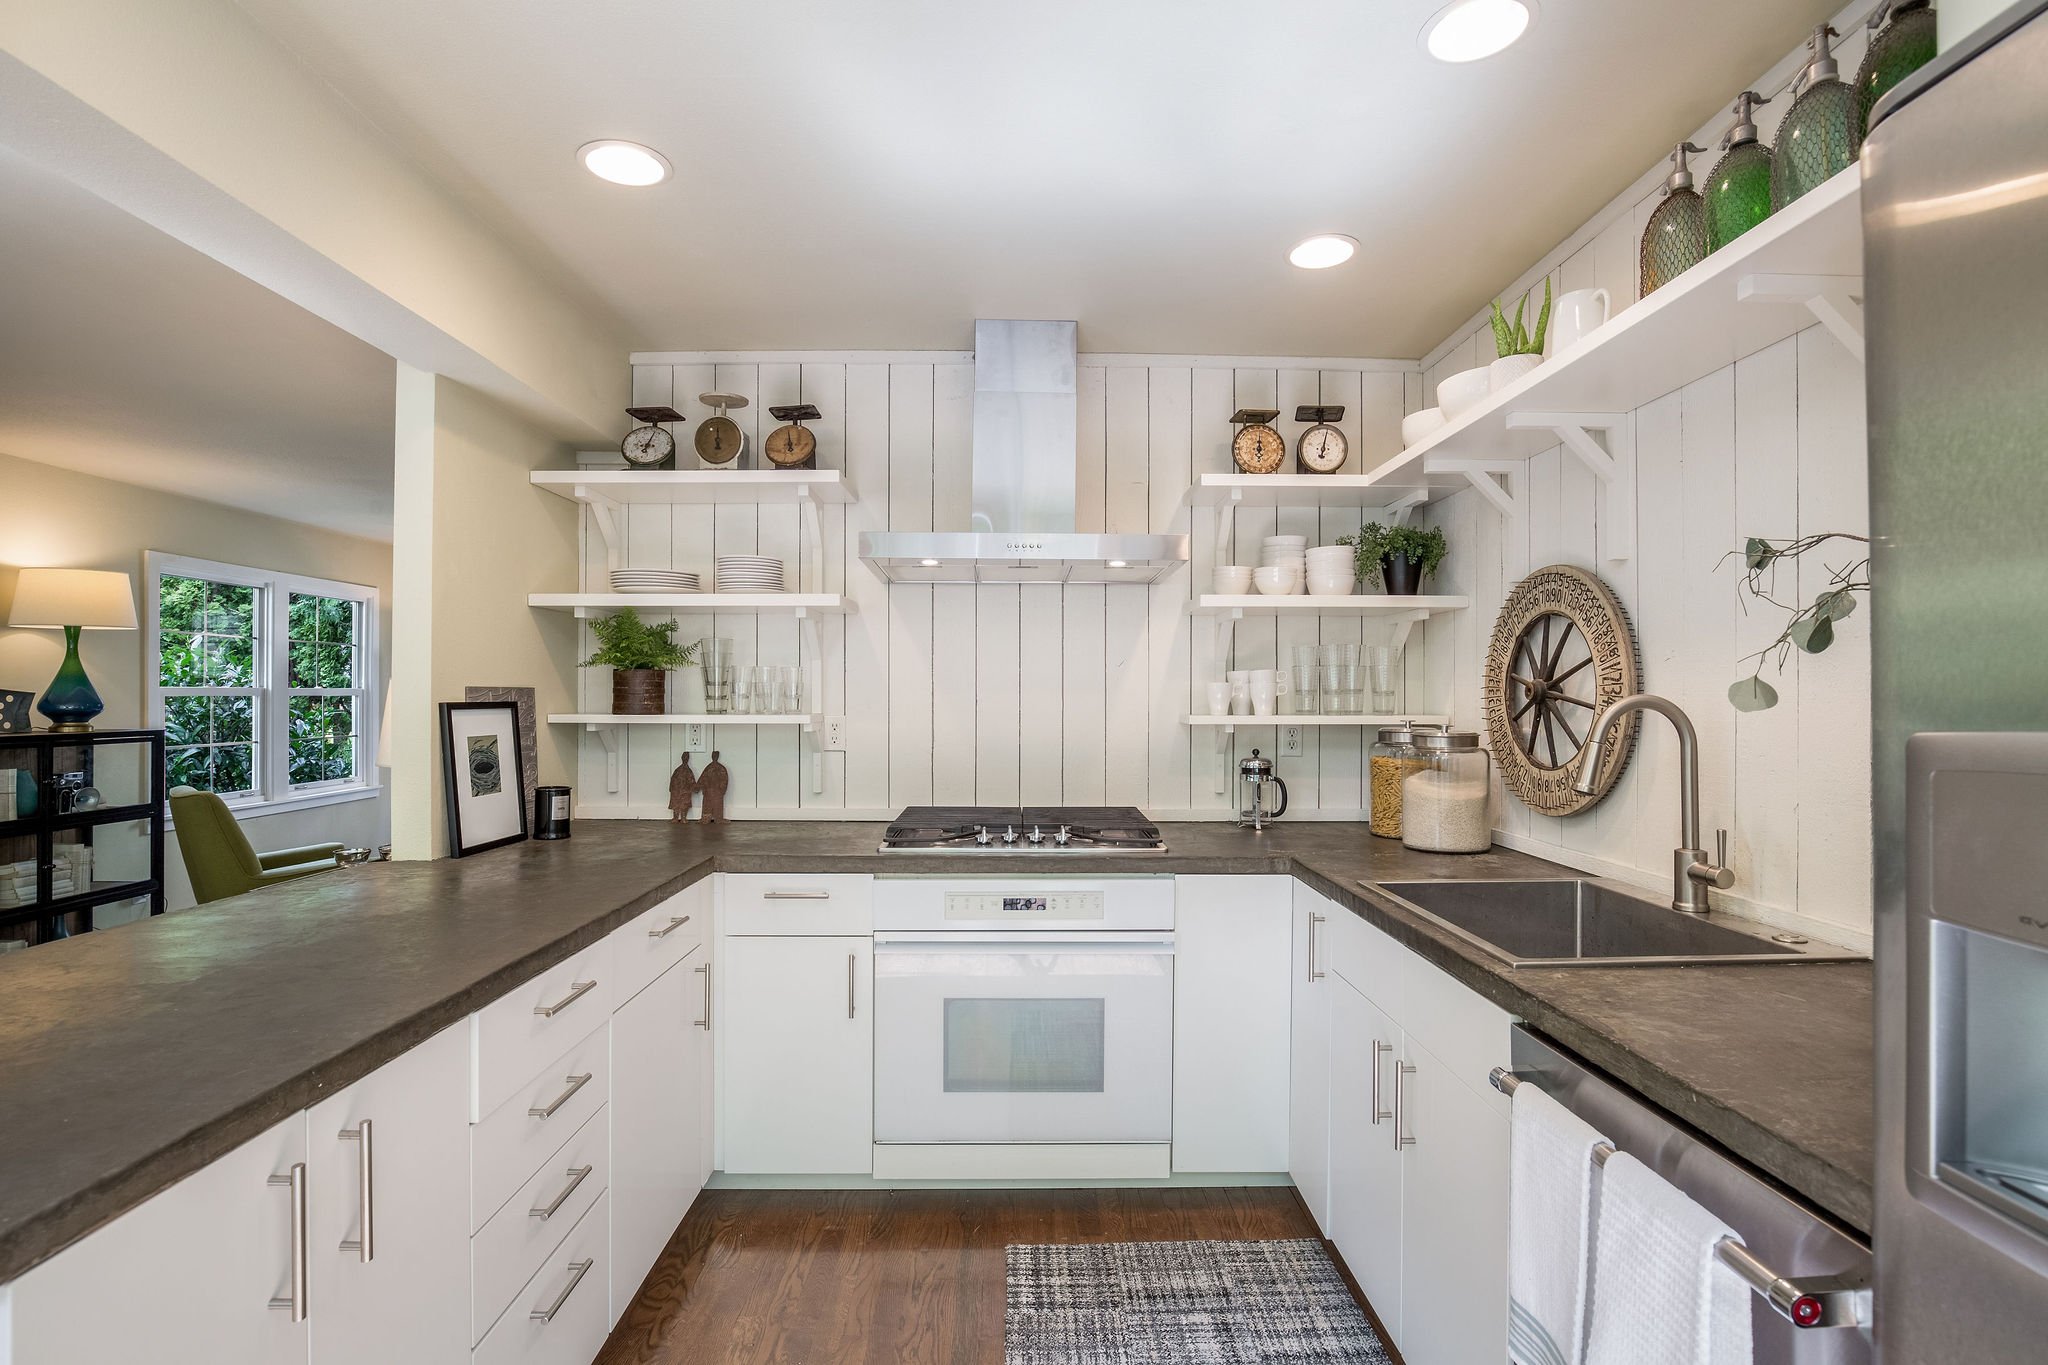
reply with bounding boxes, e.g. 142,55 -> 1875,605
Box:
1489,278 -> 1553,358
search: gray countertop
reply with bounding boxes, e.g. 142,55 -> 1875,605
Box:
0,820 -> 1874,1283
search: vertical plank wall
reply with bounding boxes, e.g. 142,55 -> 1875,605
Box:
573,354 -> 1421,824
1415,0 -> 1877,940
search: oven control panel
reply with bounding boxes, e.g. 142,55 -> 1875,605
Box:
944,891 -> 1104,921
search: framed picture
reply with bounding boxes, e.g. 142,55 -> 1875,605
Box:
439,701 -> 527,857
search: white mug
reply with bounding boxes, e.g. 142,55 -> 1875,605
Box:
1229,681 -> 1251,715
1250,670 -> 1277,717
1207,681 -> 1231,717
1549,287 -> 1611,354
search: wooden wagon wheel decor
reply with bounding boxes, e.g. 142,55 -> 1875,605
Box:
1483,565 -> 1641,816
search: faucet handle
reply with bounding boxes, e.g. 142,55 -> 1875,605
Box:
1707,829 -> 1736,890
1717,828 -> 1728,866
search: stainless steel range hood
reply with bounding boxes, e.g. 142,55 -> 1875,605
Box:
858,320 -> 1188,584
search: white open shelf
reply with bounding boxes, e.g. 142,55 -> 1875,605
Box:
532,468 -> 854,505
1189,594 -> 1468,618
1181,473 -> 1427,511
1186,713 -> 1449,733
548,713 -> 820,727
528,593 -> 853,619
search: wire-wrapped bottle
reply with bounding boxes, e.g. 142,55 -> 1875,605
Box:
1640,142 -> 1708,298
1857,0 -> 1939,136
1707,91 -> 1775,252
1772,23 -> 1861,211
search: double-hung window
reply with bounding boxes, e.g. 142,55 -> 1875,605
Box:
145,552 -> 380,813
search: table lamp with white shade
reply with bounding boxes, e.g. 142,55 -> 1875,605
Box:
7,569 -> 139,732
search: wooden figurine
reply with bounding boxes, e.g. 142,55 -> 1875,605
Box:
668,753 -> 698,822
698,751 -> 730,824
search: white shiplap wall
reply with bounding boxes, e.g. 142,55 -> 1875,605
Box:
574,353 -> 1434,823
1417,0 -> 1878,940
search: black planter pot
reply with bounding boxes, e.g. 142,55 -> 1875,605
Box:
1381,552 -> 1425,596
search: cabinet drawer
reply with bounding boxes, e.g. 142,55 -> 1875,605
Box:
1327,900 -> 1406,1021
1400,951 -> 1513,1116
721,873 -> 872,935
473,1023 -> 611,1231
473,1190 -> 610,1365
473,937 -> 615,1121
612,881 -> 710,1006
473,1104 -> 610,1345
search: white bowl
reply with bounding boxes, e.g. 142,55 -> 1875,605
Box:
1305,546 -> 1353,564
1436,366 -> 1493,420
1252,567 -> 1298,595
1262,535 -> 1307,546
1212,566 -> 1254,595
1307,575 -> 1355,597
1401,407 -> 1447,447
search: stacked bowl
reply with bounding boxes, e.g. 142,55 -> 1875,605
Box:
1304,545 -> 1357,597
713,555 -> 786,593
1257,536 -> 1306,595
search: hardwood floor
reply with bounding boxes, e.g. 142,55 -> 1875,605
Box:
596,1186 -> 1325,1365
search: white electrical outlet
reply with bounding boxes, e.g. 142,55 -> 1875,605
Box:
822,716 -> 846,751
683,724 -> 708,751
1281,725 -> 1304,757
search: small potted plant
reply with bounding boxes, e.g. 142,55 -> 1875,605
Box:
1341,523 -> 1449,596
1488,278 -> 1551,391
581,610 -> 695,715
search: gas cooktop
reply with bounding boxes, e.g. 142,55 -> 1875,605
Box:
879,806 -> 1166,854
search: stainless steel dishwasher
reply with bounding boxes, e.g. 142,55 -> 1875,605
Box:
1501,1028 -> 1872,1365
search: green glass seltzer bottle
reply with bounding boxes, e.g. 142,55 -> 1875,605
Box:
1857,0 -> 1938,136
1706,91 -> 1775,252
1640,142 -> 1709,299
1771,23 -> 1861,211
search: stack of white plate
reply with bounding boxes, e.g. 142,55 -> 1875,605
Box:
610,569 -> 701,594
714,555 -> 786,593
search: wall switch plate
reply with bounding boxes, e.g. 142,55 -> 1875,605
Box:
1281,725 -> 1304,757
822,717 -> 846,752
683,724 -> 708,751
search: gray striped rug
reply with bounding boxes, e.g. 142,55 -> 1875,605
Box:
1005,1238 -> 1392,1364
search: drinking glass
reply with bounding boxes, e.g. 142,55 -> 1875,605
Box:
1369,644 -> 1402,713
701,638 -> 734,715
754,666 -> 778,715
1292,644 -> 1320,714
733,667 -> 756,716
779,666 -> 802,715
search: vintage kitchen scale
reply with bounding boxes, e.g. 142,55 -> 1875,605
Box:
1229,408 -> 1286,474
694,392 -> 750,467
1293,404 -> 1349,474
764,404 -> 821,469
619,405 -> 685,469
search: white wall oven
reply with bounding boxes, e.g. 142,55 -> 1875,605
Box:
872,877 -> 1174,1179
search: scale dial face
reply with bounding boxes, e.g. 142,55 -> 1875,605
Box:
1297,423 -> 1348,474
1232,423 -> 1286,474
764,424 -> 817,468
694,416 -> 746,466
621,424 -> 676,468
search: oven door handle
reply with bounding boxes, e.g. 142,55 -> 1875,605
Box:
871,932 -> 1175,951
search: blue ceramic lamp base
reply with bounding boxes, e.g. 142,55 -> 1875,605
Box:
36,625 -> 105,733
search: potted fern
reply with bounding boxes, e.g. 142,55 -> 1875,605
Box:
1340,523 -> 1449,596
1488,278 -> 1552,392
580,610 -> 695,715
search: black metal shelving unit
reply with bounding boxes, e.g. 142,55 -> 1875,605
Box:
0,728 -> 167,949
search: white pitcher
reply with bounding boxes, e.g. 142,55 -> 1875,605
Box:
1549,287 -> 1611,354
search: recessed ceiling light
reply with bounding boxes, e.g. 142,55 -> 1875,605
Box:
1289,234 -> 1358,269
919,559 -> 942,568
1107,560 -> 1129,569
1421,0 -> 1535,63
578,139 -> 672,186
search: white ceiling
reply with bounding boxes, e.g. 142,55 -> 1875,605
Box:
0,145 -> 396,541
232,0 -> 1839,359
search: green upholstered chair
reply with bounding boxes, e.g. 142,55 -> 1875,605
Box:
169,786 -> 344,905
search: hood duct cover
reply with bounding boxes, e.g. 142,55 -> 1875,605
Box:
858,320 -> 1188,583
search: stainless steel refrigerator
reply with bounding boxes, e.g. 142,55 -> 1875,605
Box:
1866,3 -> 2048,1359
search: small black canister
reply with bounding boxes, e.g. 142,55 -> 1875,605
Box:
533,785 -> 572,840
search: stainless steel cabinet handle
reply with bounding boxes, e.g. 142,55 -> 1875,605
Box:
847,952 -> 857,1019
266,1162 -> 308,1321
533,979 -> 597,1018
338,1120 -> 373,1262
648,914 -> 692,940
1393,1060 -> 1417,1151
530,1258 -> 596,1324
1370,1041 -> 1393,1125
530,1165 -> 594,1221
764,889 -> 831,900
694,961 -> 712,1029
529,1072 -> 593,1119
1307,913 -> 1326,982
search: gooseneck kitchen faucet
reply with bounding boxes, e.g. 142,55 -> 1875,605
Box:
1572,693 -> 1735,914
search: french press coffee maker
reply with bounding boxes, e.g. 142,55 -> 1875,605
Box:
1237,748 -> 1289,830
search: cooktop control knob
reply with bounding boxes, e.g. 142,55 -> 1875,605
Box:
974,825 -> 991,846
1027,825 -> 1046,845
1001,826 -> 1018,845
1054,825 -> 1071,846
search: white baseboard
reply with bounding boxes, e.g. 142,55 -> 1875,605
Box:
870,1143 -> 1172,1182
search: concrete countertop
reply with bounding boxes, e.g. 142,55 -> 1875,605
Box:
0,819 -> 1873,1284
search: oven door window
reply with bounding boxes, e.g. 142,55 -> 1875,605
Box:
943,998 -> 1105,1094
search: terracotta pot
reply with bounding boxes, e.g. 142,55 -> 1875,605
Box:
612,668 -> 667,716
1381,553 -> 1425,596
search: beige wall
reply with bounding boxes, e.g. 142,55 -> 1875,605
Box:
389,368 -> 578,859
0,451 -> 393,909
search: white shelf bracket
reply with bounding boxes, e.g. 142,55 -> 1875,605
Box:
1505,411 -> 1635,562
797,486 -> 824,593
1214,489 -> 1242,566
1737,272 -> 1865,362
798,613 -> 825,793
1381,608 -> 1430,655
1426,458 -> 1525,525
577,489 -> 626,575
584,722 -> 621,793
1384,489 -> 1429,527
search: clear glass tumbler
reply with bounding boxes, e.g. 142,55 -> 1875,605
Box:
779,666 -> 802,715
1368,644 -> 1401,713
701,638 -> 734,715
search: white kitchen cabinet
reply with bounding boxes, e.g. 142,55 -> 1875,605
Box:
8,1115 -> 310,1365
1172,875 -> 1292,1173
610,945 -> 709,1324
1327,975 -> 1404,1344
721,934 -> 873,1173
1396,1033 -> 1510,1365
306,1023 -> 471,1365
1288,882 -> 1333,1231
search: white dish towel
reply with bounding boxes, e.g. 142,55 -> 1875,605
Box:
1584,1151 -> 1754,1365
1509,1081 -> 1610,1365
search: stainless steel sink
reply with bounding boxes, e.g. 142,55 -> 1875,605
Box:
1367,878 -> 1866,967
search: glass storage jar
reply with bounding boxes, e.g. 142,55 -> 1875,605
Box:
1400,730 -> 1493,854
1369,723 -> 1441,840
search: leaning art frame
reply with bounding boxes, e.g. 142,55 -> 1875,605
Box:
438,701 -> 528,857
